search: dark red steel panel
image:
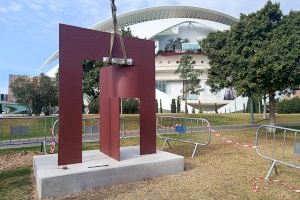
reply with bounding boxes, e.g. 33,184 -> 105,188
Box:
59,23 -> 156,164
58,24 -> 111,165
100,35 -> 156,160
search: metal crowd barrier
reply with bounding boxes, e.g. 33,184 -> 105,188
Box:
51,117 -> 132,140
156,116 -> 211,158
255,125 -> 300,180
0,116 -> 57,146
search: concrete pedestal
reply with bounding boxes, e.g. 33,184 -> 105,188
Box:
33,146 -> 184,199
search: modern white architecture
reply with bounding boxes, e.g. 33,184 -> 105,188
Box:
43,6 -> 247,113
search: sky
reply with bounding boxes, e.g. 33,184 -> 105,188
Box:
0,0 -> 300,94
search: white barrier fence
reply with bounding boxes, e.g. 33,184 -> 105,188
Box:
156,116 -> 211,158
255,125 -> 300,180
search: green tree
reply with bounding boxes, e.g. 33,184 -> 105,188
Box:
276,97 -> 300,113
176,97 -> 181,113
39,74 -> 58,115
88,97 -> 99,114
175,55 -> 202,114
10,74 -> 58,115
81,60 -> 104,113
122,98 -> 139,114
121,27 -> 133,37
201,1 -> 300,124
198,100 -> 202,113
82,60 -> 104,99
171,99 -> 176,113
214,103 -> 218,114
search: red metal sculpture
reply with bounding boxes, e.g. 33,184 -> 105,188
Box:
58,24 -> 156,165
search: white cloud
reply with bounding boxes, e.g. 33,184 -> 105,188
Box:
8,2 -> 22,12
0,17 -> 7,23
29,2 -> 43,11
0,1 -> 22,14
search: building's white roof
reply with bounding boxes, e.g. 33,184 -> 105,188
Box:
41,6 -> 238,72
91,6 -> 238,32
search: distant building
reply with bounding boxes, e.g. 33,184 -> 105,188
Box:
8,74 -> 40,102
285,89 -> 300,99
0,93 -> 8,102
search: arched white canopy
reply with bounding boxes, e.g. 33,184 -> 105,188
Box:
41,6 -> 238,70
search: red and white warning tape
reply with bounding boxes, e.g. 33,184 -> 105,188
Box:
209,128 -> 299,194
210,128 -> 257,149
250,177 -> 300,193
49,128 -> 58,154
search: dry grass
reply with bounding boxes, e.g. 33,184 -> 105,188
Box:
0,151 -> 36,172
50,129 -> 299,200
1,129 -> 299,200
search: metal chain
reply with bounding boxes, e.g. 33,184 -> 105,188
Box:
109,0 -> 128,64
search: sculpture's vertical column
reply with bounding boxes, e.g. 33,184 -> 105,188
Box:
58,25 -> 83,165
100,67 -> 120,160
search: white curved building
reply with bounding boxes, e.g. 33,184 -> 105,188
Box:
44,6 -> 246,113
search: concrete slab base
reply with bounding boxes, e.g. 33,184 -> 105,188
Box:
33,146 -> 184,199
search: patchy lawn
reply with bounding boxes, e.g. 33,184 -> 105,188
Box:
0,128 -> 299,200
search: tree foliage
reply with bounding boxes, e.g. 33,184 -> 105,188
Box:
176,97 -> 181,113
121,27 -> 133,37
201,1 -> 300,124
88,96 -> 99,114
276,97 -> 300,114
175,55 -> 202,114
171,99 -> 176,113
82,60 -> 104,100
122,98 -> 139,114
10,74 -> 58,115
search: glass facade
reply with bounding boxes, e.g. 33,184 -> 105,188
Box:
182,42 -> 201,52
156,80 -> 167,92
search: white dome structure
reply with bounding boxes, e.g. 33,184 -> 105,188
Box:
40,6 -> 238,70
43,6 -> 245,113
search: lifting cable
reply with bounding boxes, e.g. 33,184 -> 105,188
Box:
107,0 -> 130,65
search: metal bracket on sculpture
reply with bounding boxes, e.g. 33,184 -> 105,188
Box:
103,57 -> 133,66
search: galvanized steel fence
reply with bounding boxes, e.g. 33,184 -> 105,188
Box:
156,116 -> 211,158
255,125 -> 300,180
1,115 -> 212,159
0,116 -> 58,146
0,116 -> 138,147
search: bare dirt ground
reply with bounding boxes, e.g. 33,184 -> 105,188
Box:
0,151 -> 36,172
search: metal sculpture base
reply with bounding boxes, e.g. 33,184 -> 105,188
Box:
33,146 -> 184,199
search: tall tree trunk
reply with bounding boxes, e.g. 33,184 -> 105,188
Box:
185,98 -> 188,115
258,98 -> 261,114
183,80 -> 188,114
269,92 -> 276,125
263,95 -> 267,119
249,95 -> 254,124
